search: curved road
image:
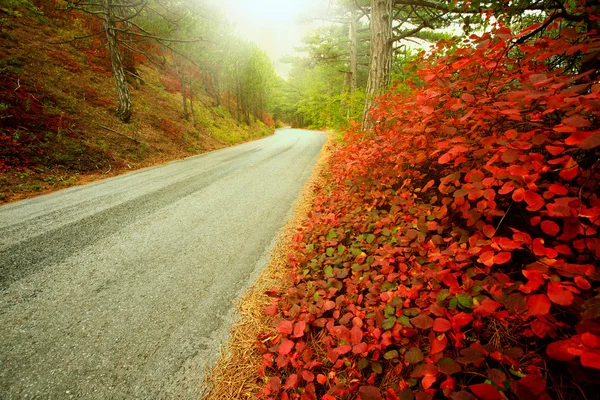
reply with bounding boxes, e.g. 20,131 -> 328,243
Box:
0,129 -> 325,399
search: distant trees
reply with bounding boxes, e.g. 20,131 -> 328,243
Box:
58,0 -> 279,126
61,0 -> 205,122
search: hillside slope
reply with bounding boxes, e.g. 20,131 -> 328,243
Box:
0,2 -> 274,204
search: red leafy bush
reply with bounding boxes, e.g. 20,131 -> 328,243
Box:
257,23 -> 600,400
158,118 -> 183,140
48,49 -> 82,73
83,87 -> 115,108
0,73 -> 70,171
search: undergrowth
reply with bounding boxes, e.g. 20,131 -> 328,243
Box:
256,21 -> 600,400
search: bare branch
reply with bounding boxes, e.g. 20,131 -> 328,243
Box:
45,29 -> 105,44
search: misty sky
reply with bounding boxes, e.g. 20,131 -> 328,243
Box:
210,0 -> 330,77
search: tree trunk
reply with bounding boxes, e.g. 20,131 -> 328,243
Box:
117,4 -> 141,89
181,71 -> 188,121
362,0 -> 393,130
175,58 -> 189,121
349,6 -> 358,94
213,72 -> 221,107
104,0 -> 132,123
189,76 -> 196,126
236,75 -> 242,123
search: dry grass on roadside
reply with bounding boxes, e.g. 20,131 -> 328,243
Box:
200,132 -> 335,400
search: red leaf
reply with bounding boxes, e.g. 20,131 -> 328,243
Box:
581,332 -> 600,349
279,339 -> 294,356
431,333 -> 448,354
433,318 -> 452,332
565,131 -> 592,146
479,250 -> 495,266
547,282 -> 574,306
317,374 -> 327,384
527,294 -> 551,316
541,220 -> 560,236
422,374 -> 437,390
351,326 -> 363,344
278,320 -> 293,335
512,187 -> 526,201
293,320 -> 306,338
548,184 -> 568,195
524,190 -> 545,211
574,276 -> 591,290
462,93 -> 475,103
483,224 -> 496,238
265,304 -> 278,317
411,313 -> 434,329
301,370 -> 314,382
546,145 -> 565,155
469,383 -> 501,400
283,374 -> 298,390
547,340 -> 576,361
563,115 -> 591,127
579,132 -> 600,150
359,386 -> 383,400
487,369 -> 507,387
353,342 -> 368,354
501,149 -> 519,163
559,165 -> 579,180
438,152 -> 452,164
581,351 -> 600,369
333,344 -> 352,355
493,252 -> 511,265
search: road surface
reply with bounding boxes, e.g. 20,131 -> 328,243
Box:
0,129 -> 325,399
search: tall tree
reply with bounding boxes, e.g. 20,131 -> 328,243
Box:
362,0 -> 393,130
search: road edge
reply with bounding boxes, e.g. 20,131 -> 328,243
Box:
199,131 -> 336,399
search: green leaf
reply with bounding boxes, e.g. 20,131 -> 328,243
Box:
338,245 -> 346,254
509,369 -> 526,378
326,247 -> 334,257
305,244 -> 314,252
358,358 -> 369,370
366,233 -> 375,244
385,305 -> 395,317
371,361 -> 383,374
449,297 -> 458,310
382,317 -> 396,330
405,348 -> 424,364
324,266 -> 333,278
350,247 -> 362,256
399,315 -> 411,326
327,230 -> 337,240
384,350 -> 399,360
457,292 -> 473,308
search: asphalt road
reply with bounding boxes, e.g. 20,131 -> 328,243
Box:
0,128 -> 325,399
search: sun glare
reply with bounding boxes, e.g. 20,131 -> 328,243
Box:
212,0 -> 328,77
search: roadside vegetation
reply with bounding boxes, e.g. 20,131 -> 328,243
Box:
0,0 -> 280,203
208,1 -> 600,399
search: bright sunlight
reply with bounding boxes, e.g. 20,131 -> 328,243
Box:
211,0 -> 328,76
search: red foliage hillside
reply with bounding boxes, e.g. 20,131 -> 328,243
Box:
257,23 -> 600,400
